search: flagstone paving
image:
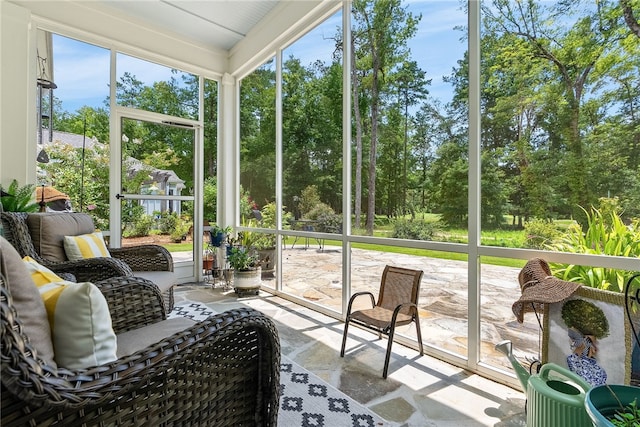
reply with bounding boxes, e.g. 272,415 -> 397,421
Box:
174,274 -> 529,426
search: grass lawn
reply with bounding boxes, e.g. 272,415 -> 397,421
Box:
159,214 -> 573,270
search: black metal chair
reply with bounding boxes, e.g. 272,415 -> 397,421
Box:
340,265 -> 424,378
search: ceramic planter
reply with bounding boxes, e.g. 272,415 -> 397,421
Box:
584,384 -> 640,427
233,267 -> 261,297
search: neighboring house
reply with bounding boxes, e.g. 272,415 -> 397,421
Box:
41,129 -> 186,216
127,157 -> 186,217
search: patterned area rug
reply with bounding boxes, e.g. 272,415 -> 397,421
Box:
168,301 -> 216,322
279,358 -> 393,427
169,302 -> 394,427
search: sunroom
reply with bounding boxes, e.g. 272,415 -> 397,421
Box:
1,0 -> 639,425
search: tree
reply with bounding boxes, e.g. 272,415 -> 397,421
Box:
483,0 -> 628,223
621,0 -> 640,37
352,0 -> 420,234
391,60 -> 430,214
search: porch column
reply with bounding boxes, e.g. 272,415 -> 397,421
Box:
218,72 -> 236,229
0,2 -> 36,188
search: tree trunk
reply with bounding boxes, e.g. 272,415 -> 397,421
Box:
352,35 -> 363,229
366,60 -> 379,235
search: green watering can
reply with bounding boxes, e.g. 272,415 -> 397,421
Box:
496,340 -> 592,427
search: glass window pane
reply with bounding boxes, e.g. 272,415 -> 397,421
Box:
479,0 -> 640,256
120,117 -> 194,261
239,58 -> 276,226
116,53 -> 199,120
350,244 -> 469,359
351,1 -> 467,240
281,237 -> 343,311
282,11 -> 343,235
39,33 -> 110,229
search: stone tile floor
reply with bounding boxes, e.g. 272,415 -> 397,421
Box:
174,283 -> 527,426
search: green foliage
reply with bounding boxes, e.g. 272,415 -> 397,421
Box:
124,213 -> 155,238
299,185 -> 322,218
203,177 -> 217,222
548,206 -> 640,292
523,218 -> 561,249
39,141 -> 111,229
227,246 -> 259,271
169,216 -> 191,241
392,219 -> 439,241
158,211 -> 179,234
305,202 -> 334,220
611,399 -> 640,427
253,202 -> 277,249
0,180 -> 38,212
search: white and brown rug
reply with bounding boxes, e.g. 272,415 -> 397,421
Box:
169,302 -> 394,427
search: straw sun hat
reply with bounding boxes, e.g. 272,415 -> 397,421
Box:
512,258 -> 582,323
35,186 -> 70,203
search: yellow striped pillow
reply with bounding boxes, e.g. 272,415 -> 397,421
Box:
63,231 -> 111,260
23,256 -> 64,286
36,280 -> 117,369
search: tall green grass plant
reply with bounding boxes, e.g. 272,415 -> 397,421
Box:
547,206 -> 640,292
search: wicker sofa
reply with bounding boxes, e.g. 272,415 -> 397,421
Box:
0,235 -> 281,426
1,211 -> 176,312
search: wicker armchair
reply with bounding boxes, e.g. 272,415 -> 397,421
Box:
0,212 -> 175,312
1,273 -> 281,426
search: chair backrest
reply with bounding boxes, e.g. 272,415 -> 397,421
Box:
377,265 -> 423,316
0,212 -> 43,262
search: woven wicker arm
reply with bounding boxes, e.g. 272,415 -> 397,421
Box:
93,276 -> 166,334
109,245 -> 174,272
1,277 -> 281,427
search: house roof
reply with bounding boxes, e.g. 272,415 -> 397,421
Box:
41,129 -> 101,150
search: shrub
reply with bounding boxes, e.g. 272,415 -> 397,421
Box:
392,219 -> 439,241
316,212 -> 342,233
170,217 -> 191,241
547,206 -> 640,292
306,202 -> 334,220
158,211 -> 179,234
125,214 -> 155,238
299,185 -> 322,217
523,218 -> 560,249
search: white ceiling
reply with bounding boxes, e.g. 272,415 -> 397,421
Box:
97,0 -> 281,51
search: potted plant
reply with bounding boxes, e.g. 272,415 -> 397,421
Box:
585,385 -> 640,426
0,180 -> 39,212
210,224 -> 232,247
250,203 -> 278,277
226,246 -> 261,296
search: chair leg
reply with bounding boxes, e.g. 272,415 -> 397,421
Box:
383,326 -> 396,379
340,320 -> 350,357
415,313 -> 424,356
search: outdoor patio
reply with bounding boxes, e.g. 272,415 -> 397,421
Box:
180,244 -> 541,375
173,282 -> 528,426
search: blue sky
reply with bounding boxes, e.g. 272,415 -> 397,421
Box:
52,1 -> 466,113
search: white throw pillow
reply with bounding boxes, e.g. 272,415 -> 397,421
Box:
37,280 -> 118,370
63,231 -> 111,260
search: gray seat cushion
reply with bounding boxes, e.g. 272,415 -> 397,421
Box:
132,270 -> 176,295
116,317 -> 195,358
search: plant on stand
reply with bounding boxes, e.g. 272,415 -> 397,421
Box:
210,224 -> 232,247
227,246 -> 261,297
